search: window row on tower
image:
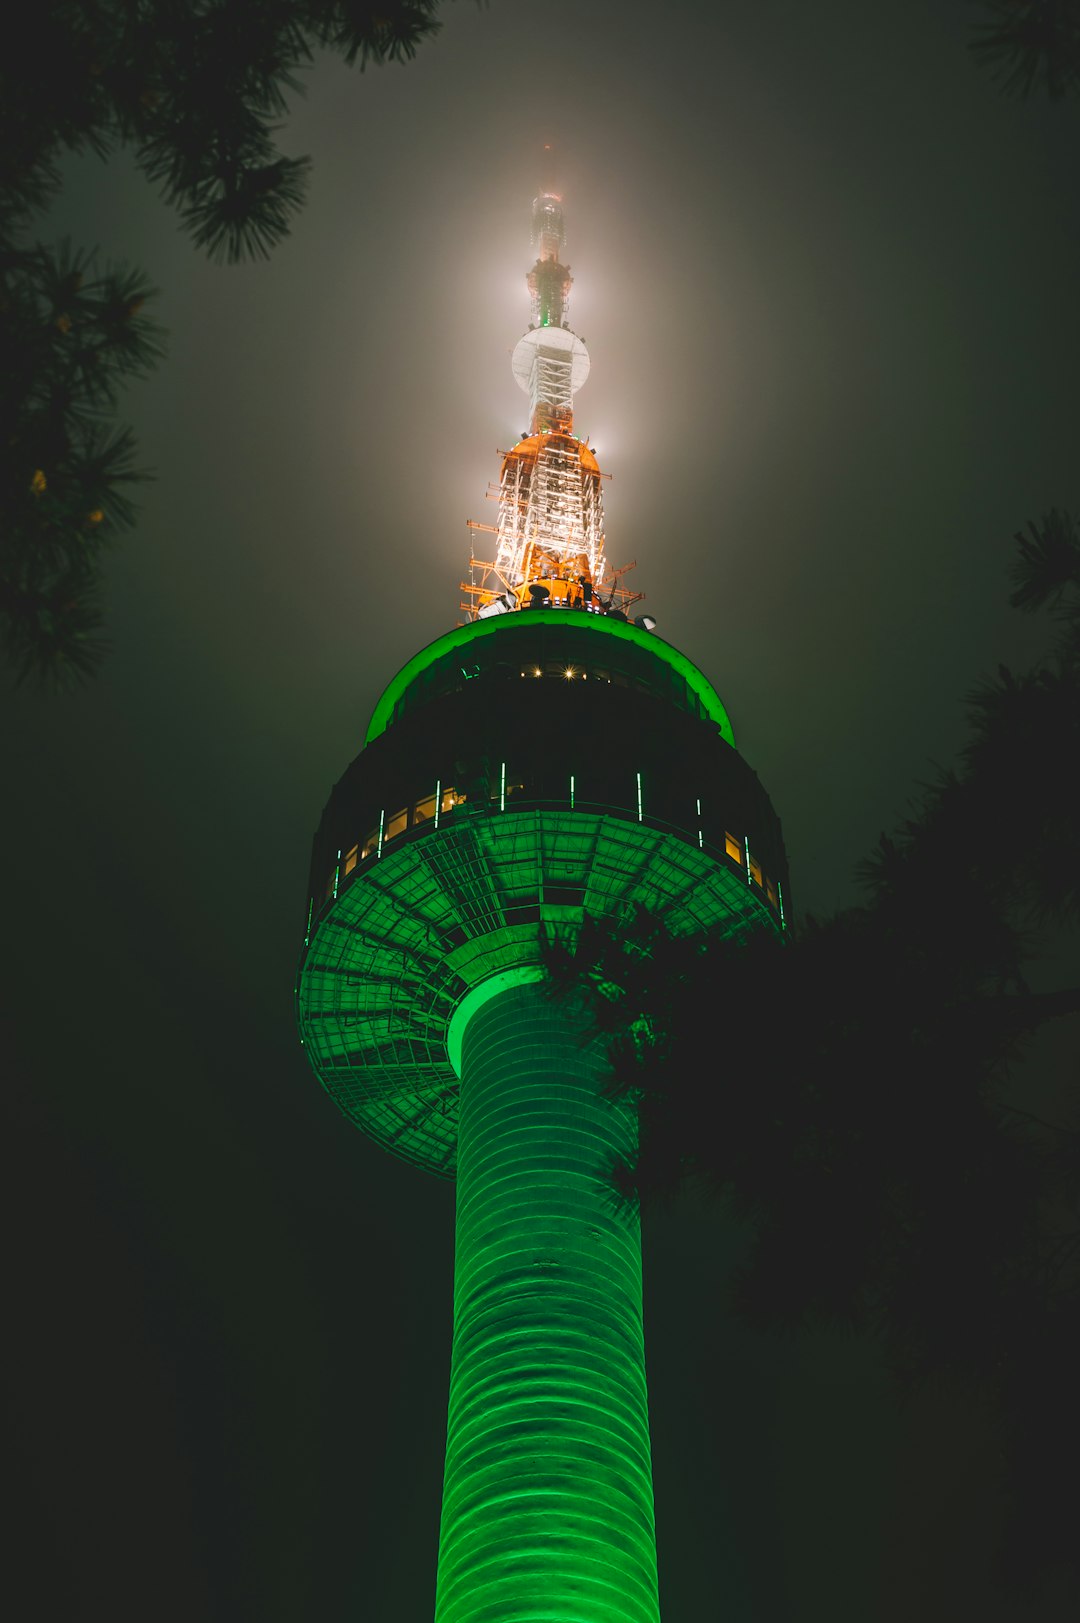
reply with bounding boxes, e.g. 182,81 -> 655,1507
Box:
385,640 -> 723,736
317,771 -> 786,931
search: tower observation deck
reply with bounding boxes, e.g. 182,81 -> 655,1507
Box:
296,178 -> 789,1623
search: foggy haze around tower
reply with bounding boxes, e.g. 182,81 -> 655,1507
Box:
3,3 -> 1079,1621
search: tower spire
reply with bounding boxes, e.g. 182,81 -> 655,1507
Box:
526,188 -> 571,332
464,182 -> 637,622
513,182 -> 589,440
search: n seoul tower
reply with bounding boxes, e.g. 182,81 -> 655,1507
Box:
296,175 -> 788,1622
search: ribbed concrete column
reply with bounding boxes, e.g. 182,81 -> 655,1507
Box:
434,981 -> 661,1623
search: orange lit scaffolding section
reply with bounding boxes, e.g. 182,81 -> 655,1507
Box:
461,186 -> 643,624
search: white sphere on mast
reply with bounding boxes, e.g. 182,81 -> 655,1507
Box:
511,324 -> 591,404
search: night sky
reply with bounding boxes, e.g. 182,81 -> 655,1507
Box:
4,2 -> 1080,1617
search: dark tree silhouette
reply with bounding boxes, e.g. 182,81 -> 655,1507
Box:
547,510 -> 1080,1599
971,0 -> 1080,98
1,1 -> 443,685
0,240 -> 163,683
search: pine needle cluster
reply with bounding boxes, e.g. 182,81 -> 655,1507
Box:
1,1 -> 443,685
0,240 -> 163,683
971,0 -> 1080,100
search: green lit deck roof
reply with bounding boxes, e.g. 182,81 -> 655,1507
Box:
365,613 -> 736,747
297,806 -> 777,1177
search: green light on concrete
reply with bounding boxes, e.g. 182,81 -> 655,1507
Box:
435,981 -> 660,1623
365,614 -> 736,747
446,965 -> 545,1077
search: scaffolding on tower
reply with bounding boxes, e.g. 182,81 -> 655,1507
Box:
460,187 -> 644,624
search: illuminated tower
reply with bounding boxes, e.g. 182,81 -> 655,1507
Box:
296,182 -> 788,1623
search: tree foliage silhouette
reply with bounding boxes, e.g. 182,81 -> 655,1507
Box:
547,511 -> 1080,1597
1,1 -> 443,685
0,240 -> 163,683
971,0 -> 1080,99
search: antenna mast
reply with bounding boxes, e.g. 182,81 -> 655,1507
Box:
464,162 -> 640,621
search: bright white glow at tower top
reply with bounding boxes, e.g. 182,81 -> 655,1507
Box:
462,184 -> 641,625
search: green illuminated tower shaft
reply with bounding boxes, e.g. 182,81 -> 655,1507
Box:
437,980 -> 657,1623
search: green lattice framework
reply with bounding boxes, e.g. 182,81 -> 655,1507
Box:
298,805 -> 777,1174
